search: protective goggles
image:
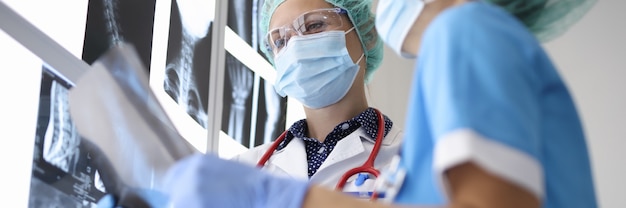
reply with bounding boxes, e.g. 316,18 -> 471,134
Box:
265,8 -> 348,58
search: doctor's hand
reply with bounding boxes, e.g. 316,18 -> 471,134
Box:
162,153 -> 311,208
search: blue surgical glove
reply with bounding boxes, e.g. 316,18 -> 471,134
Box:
97,194 -> 118,208
96,188 -> 169,208
162,153 -> 310,208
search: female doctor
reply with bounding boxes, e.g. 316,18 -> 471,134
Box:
231,0 -> 402,199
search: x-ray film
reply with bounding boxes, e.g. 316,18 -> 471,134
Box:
221,0 -> 288,149
30,68 -> 109,208
69,44 -> 199,193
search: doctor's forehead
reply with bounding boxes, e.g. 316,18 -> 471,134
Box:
269,0 -> 335,29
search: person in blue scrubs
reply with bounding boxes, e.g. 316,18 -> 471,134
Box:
98,0 -> 599,207
375,0 -> 599,207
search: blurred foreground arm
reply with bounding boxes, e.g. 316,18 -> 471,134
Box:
164,153 -> 421,208
300,162 -> 538,208
444,162 -> 540,208
302,186 -> 437,208
163,153 -> 309,208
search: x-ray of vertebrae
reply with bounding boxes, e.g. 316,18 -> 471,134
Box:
30,69 -> 108,208
163,0 -> 213,128
82,0 -> 156,73
41,80 -> 81,174
102,0 -> 123,46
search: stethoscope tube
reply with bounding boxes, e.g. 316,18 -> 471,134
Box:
256,108 -> 386,201
335,108 -> 385,201
256,130 -> 288,168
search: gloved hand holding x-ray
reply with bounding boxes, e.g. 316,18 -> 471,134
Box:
67,43 -> 199,207
67,43 -> 311,208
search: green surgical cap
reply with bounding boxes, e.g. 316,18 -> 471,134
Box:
260,0 -> 383,83
485,0 -> 597,42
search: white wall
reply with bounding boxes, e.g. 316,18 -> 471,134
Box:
369,1 -> 626,207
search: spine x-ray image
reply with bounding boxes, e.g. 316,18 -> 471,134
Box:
29,69 -> 111,208
163,0 -> 213,128
221,0 -> 287,148
27,1 -> 159,205
82,0 -> 157,71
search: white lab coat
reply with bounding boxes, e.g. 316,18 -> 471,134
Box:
233,125 -> 403,197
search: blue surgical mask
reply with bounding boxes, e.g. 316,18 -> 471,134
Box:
274,29 -> 364,109
376,0 -> 434,58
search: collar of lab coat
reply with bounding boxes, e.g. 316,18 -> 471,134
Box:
270,125 -> 400,180
271,136 -> 309,179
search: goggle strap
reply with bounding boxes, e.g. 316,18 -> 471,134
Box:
355,53 -> 365,65
345,27 -> 356,35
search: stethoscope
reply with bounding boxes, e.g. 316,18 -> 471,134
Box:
256,108 -> 386,201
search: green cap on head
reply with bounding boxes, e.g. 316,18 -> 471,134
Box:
260,0 -> 384,83
485,0 -> 596,42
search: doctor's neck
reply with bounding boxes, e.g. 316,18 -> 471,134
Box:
403,0 -> 469,56
303,84 -> 369,142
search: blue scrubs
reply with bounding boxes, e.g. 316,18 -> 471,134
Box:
394,2 -> 597,208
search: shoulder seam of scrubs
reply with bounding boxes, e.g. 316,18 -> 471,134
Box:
433,128 -> 544,200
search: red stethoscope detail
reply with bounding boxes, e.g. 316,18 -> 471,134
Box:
256,108 -> 386,201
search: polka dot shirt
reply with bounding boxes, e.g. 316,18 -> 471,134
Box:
275,108 -> 393,177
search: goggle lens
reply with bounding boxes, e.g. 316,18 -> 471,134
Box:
265,8 -> 347,57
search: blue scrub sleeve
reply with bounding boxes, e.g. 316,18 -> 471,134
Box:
396,3 -> 556,204
162,153 -> 310,208
419,5 -> 543,162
